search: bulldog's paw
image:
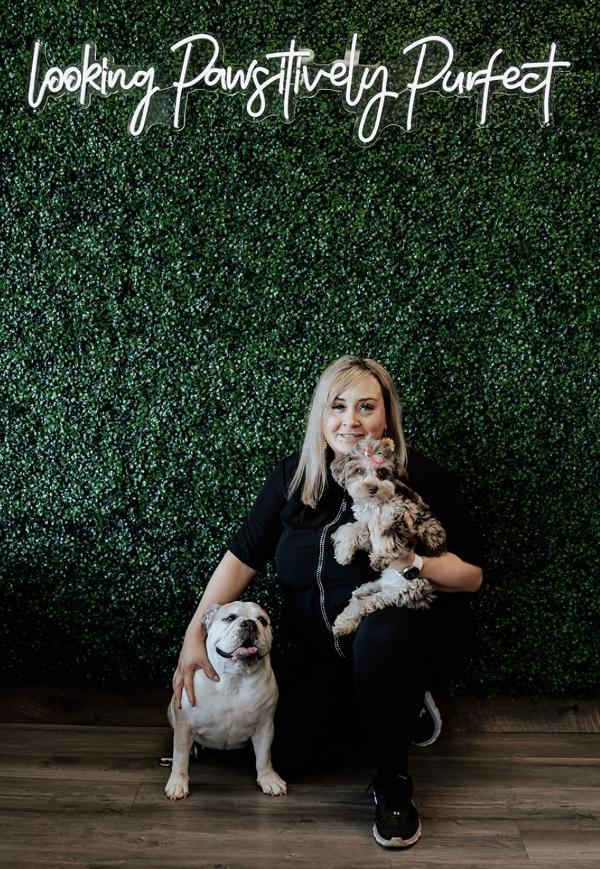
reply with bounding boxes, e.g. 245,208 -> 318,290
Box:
165,772 -> 190,800
257,771 -> 287,796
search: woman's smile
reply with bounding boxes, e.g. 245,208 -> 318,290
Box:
323,373 -> 387,458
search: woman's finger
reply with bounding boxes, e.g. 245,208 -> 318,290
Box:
206,662 -> 219,682
173,673 -> 183,709
184,673 -> 196,707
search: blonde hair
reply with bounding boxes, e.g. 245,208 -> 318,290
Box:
288,355 -> 408,508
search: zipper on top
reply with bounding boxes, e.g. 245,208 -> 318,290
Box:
316,497 -> 347,658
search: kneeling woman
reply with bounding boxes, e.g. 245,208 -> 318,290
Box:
173,354 -> 484,849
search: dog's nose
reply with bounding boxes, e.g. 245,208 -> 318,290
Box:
368,486 -> 378,495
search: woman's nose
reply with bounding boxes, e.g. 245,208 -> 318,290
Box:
343,407 -> 359,425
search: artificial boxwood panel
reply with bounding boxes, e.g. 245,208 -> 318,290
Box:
0,1 -> 597,696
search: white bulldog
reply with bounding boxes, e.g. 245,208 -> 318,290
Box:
165,601 -> 287,799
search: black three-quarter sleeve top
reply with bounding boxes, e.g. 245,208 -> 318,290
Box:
228,446 -> 484,657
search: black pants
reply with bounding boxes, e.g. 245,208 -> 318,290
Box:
271,603 -> 476,778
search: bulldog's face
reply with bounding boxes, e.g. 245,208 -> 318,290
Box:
201,601 -> 273,672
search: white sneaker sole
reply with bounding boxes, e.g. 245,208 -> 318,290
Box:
372,818 -> 422,848
411,690 -> 442,747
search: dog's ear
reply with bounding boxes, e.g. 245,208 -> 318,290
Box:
201,604 -> 222,634
330,453 -> 348,487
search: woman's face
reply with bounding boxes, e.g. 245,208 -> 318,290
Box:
323,373 -> 387,458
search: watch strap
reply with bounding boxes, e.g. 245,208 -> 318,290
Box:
402,553 -> 423,579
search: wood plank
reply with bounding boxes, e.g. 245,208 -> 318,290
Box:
2,726 -> 600,791
3,725 -> 600,758
441,697 -> 600,733
416,786 -> 600,820
0,776 -> 139,813
134,778 -> 600,821
1,684 -> 599,732
409,759 -> 600,787
3,859 -> 599,869
522,830 -> 600,860
4,750 -> 599,789
0,682 -> 171,726
3,725 -> 600,761
414,732 -> 600,758
0,809 -> 530,864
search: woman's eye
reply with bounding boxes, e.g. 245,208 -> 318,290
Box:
360,403 -> 374,412
331,403 -> 344,410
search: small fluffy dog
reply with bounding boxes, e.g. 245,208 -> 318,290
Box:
330,436 -> 446,635
165,601 -> 287,799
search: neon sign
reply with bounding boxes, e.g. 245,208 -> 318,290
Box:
27,34 -> 571,145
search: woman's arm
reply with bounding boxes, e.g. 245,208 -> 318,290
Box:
420,552 -> 482,592
172,550 -> 257,707
392,510 -> 483,592
390,551 -> 482,592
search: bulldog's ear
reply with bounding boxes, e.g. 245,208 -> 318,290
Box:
201,604 -> 221,633
330,453 -> 348,487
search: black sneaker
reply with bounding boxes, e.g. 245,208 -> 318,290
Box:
411,690 -> 442,747
371,773 -> 422,848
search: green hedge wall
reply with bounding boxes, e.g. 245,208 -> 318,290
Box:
1,1 -> 597,696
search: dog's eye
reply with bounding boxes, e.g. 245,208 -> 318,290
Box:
377,469 -> 390,479
222,614 -> 237,622
257,616 -> 269,627
356,467 -> 366,476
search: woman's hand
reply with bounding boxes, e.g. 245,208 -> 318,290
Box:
397,508 -> 482,590
172,629 -> 219,709
171,551 -> 257,707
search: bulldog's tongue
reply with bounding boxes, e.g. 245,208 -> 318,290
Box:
231,645 -> 257,658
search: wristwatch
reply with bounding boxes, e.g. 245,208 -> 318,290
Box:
401,553 -> 423,581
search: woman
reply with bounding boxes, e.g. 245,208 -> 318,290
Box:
172,355 -> 484,849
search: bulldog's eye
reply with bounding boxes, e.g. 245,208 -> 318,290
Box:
222,614 -> 237,622
257,616 -> 269,627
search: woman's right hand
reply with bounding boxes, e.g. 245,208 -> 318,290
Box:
172,629 -> 219,708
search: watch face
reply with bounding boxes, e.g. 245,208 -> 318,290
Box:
403,566 -> 421,581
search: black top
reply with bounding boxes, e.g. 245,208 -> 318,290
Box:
228,446 -> 484,649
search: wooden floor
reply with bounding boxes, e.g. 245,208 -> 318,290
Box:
1,723 -> 599,868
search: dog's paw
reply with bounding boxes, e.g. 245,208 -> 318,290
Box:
333,542 -> 353,565
331,525 -> 357,565
257,771 -> 287,796
332,616 -> 357,636
353,580 -> 380,599
165,772 -> 190,800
